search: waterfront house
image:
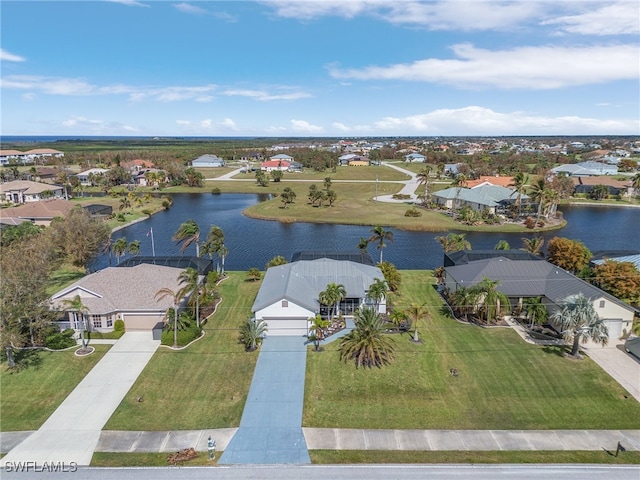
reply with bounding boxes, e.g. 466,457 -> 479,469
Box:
192,154 -> 226,168
0,199 -> 81,226
0,180 -> 64,204
432,184 -> 523,215
75,168 -> 110,186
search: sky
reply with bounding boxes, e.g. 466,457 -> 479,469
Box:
1,0 -> 639,137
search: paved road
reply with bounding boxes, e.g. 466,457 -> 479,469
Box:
2,464 -> 639,480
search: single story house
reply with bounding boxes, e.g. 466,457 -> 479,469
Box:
432,185 -> 525,214
572,177 -> 632,197
590,250 -> 640,272
465,176 -> 515,189
261,159 -> 291,172
75,168 -> 110,186
288,161 -> 304,173
51,264 -> 193,333
443,255 -> 636,340
192,154 -> 226,168
404,153 -> 426,163
551,162 -> 618,177
338,153 -> 358,166
252,257 -> 387,336
0,200 -> 93,226
269,153 -> 294,162
0,180 -> 64,204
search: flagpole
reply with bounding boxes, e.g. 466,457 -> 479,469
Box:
148,227 -> 156,257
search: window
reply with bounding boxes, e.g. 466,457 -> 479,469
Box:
599,300 -> 605,308
106,314 -> 113,328
92,315 -> 102,328
282,300 -> 288,308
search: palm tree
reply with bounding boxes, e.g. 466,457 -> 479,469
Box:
416,166 -> 432,205
155,287 -> 183,347
469,277 -> 510,324
509,172 -> 529,218
368,226 -> 394,263
631,172 -> 640,202
239,317 -> 267,351
127,240 -> 141,256
448,287 -> 474,322
61,295 -> 90,351
265,255 -> 287,269
178,267 -> 202,328
339,306 -> 396,368
435,233 -> 471,253
589,184 -> 609,200
308,314 -> 331,351
405,303 -> 428,342
551,293 -> 608,358
201,225 -> 225,272
319,283 -> 347,322
366,278 -> 387,311
173,219 -> 200,256
522,297 -> 547,328
112,237 -> 128,264
357,237 -> 370,253
494,240 -> 510,250
521,236 -> 545,256
118,195 -> 132,212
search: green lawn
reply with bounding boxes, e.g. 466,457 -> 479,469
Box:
102,272 -> 260,430
0,346 -> 109,431
303,271 -> 640,430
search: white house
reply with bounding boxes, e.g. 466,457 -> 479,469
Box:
252,258 -> 387,336
192,154 -> 226,168
404,152 -> 426,163
75,168 -> 110,186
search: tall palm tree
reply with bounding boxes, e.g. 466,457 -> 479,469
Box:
339,306 -> 396,368
366,278 -> 387,311
357,237 -> 370,253
405,303 -> 428,342
631,172 -> 640,202
469,277 -> 510,324
509,172 -> 529,218
61,295 -> 90,350
112,237 -> 128,264
521,236 -> 545,256
319,283 -> 347,322
155,287 -> 183,347
551,293 -> 608,358
416,166 -> 432,205
448,287 -> 474,322
173,219 -> 200,256
368,226 -> 394,263
494,240 -> 510,250
127,240 -> 141,256
201,225 -> 225,272
178,267 -> 202,328
435,232 -> 471,253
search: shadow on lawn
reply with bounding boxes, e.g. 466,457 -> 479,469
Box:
541,345 -> 567,357
7,349 -> 43,372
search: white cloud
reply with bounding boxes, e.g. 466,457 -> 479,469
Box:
219,118 -> 238,130
61,116 -> 139,134
1,49 -> 26,62
173,2 -> 208,15
107,0 -> 150,7
329,43 -> 639,89
290,119 -> 323,133
223,88 -> 312,101
541,2 -> 640,36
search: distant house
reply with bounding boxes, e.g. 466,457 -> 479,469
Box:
252,256 -> 386,336
443,163 -> 461,176
51,264 -> 192,333
121,159 -> 156,173
432,185 -> 524,214
0,180 -> 64,204
465,176 -> 514,189
288,161 -> 304,173
261,159 -> 291,172
75,168 -> 110,186
443,253 -> 636,340
590,250 -> 640,272
269,153 -> 294,162
0,149 -> 64,165
191,154 -> 226,168
0,150 -> 27,165
0,199 -> 80,226
404,153 -> 426,163
338,154 -> 357,166
572,177 -> 632,197
551,162 -> 618,177
347,156 -> 370,167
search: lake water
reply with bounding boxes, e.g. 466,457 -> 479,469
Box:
92,194 -> 640,271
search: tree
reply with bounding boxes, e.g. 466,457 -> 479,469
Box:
266,255 -> 287,269
326,189 -> 337,206
247,268 -> 262,282
469,277 -> 510,324
178,267 -> 202,328
118,195 -> 132,212
173,219 -> 200,256
112,237 -> 128,264
435,232 -> 471,253
509,172 -> 529,218
155,287 -> 183,347
323,177 -> 332,190
308,314 -> 330,351
339,306 -> 396,368
632,172 -> 640,202
368,226 -> 394,263
319,283 -> 346,322
448,287 -> 474,322
551,293 -> 608,358
270,170 -> 283,183
255,170 -> 268,187
521,236 -> 544,256
239,317 -> 267,351
547,237 -> 591,275
184,167 -> 204,187
311,189 -> 326,206
416,166 -> 432,205
366,278 -> 387,311
127,240 -> 141,256
494,240 -> 510,250
588,184 -> 609,200
61,295 -> 90,351
308,184 -> 318,203
357,237 -> 369,253
405,303 -> 428,342
522,297 -> 547,328
378,261 -> 402,292
201,225 -> 225,272
280,187 -> 296,208
592,260 -> 640,305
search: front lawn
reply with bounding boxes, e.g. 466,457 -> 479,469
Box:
1,346 -> 109,431
303,271 -> 640,430
103,272 -> 260,430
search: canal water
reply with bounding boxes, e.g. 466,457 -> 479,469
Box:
92,194 -> 639,271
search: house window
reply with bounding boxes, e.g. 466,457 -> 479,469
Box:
92,315 -> 102,328
282,300 -> 288,308
599,300 -> 605,308
106,314 -> 113,328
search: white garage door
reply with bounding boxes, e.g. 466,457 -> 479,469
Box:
263,317 -> 309,336
604,319 -> 623,340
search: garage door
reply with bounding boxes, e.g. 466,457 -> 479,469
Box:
263,317 -> 309,337
604,319 -> 623,340
124,313 -> 163,331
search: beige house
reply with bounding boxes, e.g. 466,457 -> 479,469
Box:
0,198 -> 78,226
51,264 -> 190,333
0,180 -> 64,204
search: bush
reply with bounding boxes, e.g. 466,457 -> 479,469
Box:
45,329 -> 77,350
161,324 -> 201,347
524,216 -> 536,229
211,188 -> 221,195
114,319 -> 125,332
404,207 -> 422,217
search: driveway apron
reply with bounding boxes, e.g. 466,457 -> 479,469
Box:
0,332 -> 160,467
219,336 -> 310,464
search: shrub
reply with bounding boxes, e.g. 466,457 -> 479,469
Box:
404,207 -> 422,217
161,323 -> 201,347
114,319 -> 125,332
524,216 -> 536,229
45,329 -> 77,350
141,209 -> 152,216
211,188 -> 221,195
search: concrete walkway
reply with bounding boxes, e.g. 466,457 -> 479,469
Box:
0,332 -> 160,467
218,336 -> 311,464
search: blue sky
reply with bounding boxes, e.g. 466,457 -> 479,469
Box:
1,1 -> 639,137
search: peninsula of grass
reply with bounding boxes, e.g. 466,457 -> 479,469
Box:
303,271 -> 640,431
0,346 -> 109,431
102,272 -> 260,431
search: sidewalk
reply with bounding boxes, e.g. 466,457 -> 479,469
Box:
0,332 -> 160,467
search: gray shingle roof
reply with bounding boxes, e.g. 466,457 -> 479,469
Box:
252,259 -> 384,312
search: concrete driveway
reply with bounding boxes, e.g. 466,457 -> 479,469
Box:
583,340 -> 640,402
